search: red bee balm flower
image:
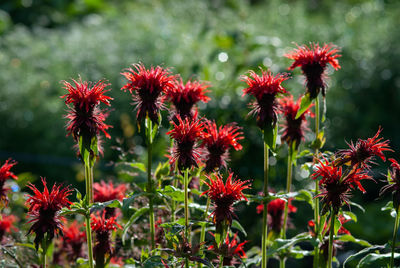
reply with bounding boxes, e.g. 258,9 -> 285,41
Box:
256,198 -> 297,233
167,115 -> 204,170
202,173 -> 250,229
166,78 -> 211,120
0,214 -> 17,242
201,121 -> 244,173
26,177 -> 72,249
121,63 -> 177,124
312,158 -> 371,214
208,233 -> 248,266
0,159 -> 18,207
61,79 -> 113,141
242,69 -> 289,129
335,128 -> 391,169
60,221 -> 86,262
91,211 -> 122,266
94,180 -> 127,218
285,43 -> 341,98
279,94 -> 313,148
380,158 -> 400,208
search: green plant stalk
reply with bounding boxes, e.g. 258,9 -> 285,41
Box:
84,162 -> 94,268
146,120 -> 156,250
219,254 -> 224,268
199,197 -> 211,258
261,144 -> 269,268
391,205 -> 400,268
41,234 -> 47,268
184,168 -> 190,268
279,147 -> 293,268
327,209 -> 335,268
313,96 -> 321,268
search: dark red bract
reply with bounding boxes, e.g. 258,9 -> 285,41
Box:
26,177 -> 72,249
335,128 -> 392,169
61,78 -> 112,141
285,43 -> 341,98
202,173 -> 250,229
279,94 -> 313,148
167,115 -> 204,170
121,63 -> 177,124
166,78 -> 210,120
201,120 -> 243,173
242,69 -> 289,129
0,159 -> 18,207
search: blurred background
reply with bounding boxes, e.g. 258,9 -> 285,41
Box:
0,0 -> 399,266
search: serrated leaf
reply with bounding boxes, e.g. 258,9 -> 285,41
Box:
342,211 -> 357,223
122,207 -> 150,245
231,220 -> 247,237
336,234 -> 372,247
357,252 -> 400,267
295,93 -> 312,119
294,189 -> 314,208
267,232 -> 315,257
90,199 -> 121,213
158,185 -> 185,202
263,123 -> 277,150
130,162 -> 146,173
343,244 -> 386,267
122,192 -> 146,214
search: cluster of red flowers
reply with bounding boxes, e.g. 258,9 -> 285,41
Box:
54,221 -> 86,264
94,180 -> 127,218
0,158 -> 18,206
0,215 -> 17,243
256,198 -> 297,233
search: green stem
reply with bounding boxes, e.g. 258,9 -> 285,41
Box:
261,143 -> 269,268
147,121 -> 156,251
281,149 -> 293,240
219,254 -> 224,268
391,205 -> 400,268
199,197 -> 210,257
313,96 -> 321,268
84,163 -> 94,268
327,209 -> 335,268
279,257 -> 286,268
41,234 -> 47,268
184,168 -> 190,268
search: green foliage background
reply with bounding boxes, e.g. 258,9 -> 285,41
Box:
1,0 -> 399,266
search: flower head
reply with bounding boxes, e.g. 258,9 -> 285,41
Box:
61,78 -> 112,141
26,177 -> 72,249
201,173 -> 250,229
94,181 -> 127,218
312,158 -> 371,214
285,43 -> 341,98
167,115 -> 204,170
91,211 -> 122,265
279,94 -> 313,148
166,78 -> 210,120
335,128 -> 391,169
0,214 -> 17,242
380,158 -> 400,207
208,233 -> 248,266
242,69 -> 289,129
201,121 -> 243,172
256,198 -> 297,233
59,221 -> 86,262
121,63 -> 176,124
0,159 -> 18,207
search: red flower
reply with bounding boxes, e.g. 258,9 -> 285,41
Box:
380,158 -> 400,207
121,63 -> 177,124
208,233 -> 248,266
201,172 -> 250,229
278,94 -> 313,148
241,69 -> 289,129
94,180 -> 127,218
201,120 -> 244,172
312,158 -> 371,214
26,177 -> 72,249
0,214 -> 17,242
167,115 -> 205,170
285,43 -> 341,99
0,159 -> 18,207
256,198 -> 297,233
61,79 -> 112,141
60,221 -> 86,262
166,78 -> 210,120
335,128 -> 392,169
91,211 -> 122,266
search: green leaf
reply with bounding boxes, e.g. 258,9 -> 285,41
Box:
336,234 -> 372,247
130,162 -> 146,173
158,185 -> 184,202
142,256 -> 167,268
15,243 -> 37,251
343,244 -> 386,267
231,220 -> 247,237
334,216 -> 341,236
267,232 -> 315,257
295,93 -> 312,119
75,189 -> 82,201
382,201 -> 396,217
90,199 -> 121,213
321,96 -> 327,123
263,122 -> 277,150
357,252 -> 400,267
348,201 -> 365,213
122,207 -> 150,245
294,190 -> 314,208
342,211 -> 357,223
154,161 -> 170,180
121,192 -> 146,214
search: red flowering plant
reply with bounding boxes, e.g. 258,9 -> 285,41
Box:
208,232 -> 248,266
94,180 -> 127,218
91,211 -> 122,268
165,78 -> 210,121
0,214 -> 17,243
26,177 -> 72,266
0,158 -> 18,208
201,120 -> 244,173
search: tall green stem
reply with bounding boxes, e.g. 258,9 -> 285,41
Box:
199,197 -> 210,259
184,168 -> 190,268
327,209 -> 335,268
146,120 -> 156,251
84,162 -> 94,268
41,234 -> 47,268
313,96 -> 321,268
261,143 -> 269,268
391,205 -> 400,268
